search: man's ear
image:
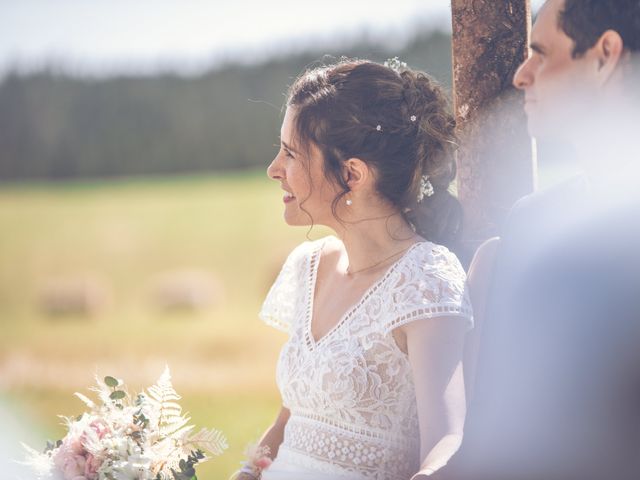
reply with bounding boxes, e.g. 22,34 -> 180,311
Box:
342,158 -> 370,191
594,30 -> 624,86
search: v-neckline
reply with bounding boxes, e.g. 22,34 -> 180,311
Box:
304,237 -> 426,349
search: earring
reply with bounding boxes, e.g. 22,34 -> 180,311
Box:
346,199 -> 353,206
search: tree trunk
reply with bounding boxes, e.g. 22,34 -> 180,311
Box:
451,0 -> 536,265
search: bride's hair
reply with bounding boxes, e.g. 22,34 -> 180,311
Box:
286,58 -> 462,252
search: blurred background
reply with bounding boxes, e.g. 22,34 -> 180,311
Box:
1,1 -> 556,478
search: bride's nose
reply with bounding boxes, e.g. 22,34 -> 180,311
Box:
267,154 -> 284,180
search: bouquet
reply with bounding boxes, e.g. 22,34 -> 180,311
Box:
22,366 -> 227,480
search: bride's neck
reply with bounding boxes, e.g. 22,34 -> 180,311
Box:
332,214 -> 420,275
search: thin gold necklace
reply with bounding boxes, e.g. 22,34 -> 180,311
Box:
346,242 -> 418,276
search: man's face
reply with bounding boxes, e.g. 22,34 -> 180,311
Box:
513,0 -> 601,139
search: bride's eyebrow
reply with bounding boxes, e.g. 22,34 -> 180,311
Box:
280,139 -> 299,155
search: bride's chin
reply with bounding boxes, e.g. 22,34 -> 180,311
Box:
283,216 -> 312,227
283,208 -> 316,227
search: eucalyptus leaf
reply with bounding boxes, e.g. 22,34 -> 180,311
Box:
110,390 -> 126,400
104,376 -> 119,387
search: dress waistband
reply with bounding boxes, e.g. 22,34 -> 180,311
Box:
281,412 -> 419,480
289,410 -> 413,447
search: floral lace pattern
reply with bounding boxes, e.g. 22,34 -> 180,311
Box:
259,237 -> 472,480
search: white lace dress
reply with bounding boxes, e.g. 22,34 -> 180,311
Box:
259,237 -> 472,480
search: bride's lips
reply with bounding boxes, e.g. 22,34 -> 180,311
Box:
283,191 -> 295,204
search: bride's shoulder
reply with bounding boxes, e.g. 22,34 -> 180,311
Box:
410,241 -> 466,280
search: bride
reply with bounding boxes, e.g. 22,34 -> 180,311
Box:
237,59 -> 472,480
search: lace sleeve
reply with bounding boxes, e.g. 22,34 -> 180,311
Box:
259,241 -> 311,334
382,243 -> 473,336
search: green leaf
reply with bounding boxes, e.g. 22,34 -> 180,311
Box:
104,376 -> 119,387
110,390 -> 126,400
184,468 -> 195,477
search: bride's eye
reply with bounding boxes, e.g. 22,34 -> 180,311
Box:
283,147 -> 294,158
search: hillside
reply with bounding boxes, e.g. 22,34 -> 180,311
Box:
0,31 -> 452,180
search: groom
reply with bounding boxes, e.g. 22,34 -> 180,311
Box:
431,1 -> 640,479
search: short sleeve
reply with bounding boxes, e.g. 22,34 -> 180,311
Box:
259,241 -> 312,335
382,243 -> 473,336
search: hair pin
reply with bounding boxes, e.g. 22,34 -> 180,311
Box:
417,175 -> 434,202
384,57 -> 408,73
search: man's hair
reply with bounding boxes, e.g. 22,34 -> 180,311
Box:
559,0 -> 640,58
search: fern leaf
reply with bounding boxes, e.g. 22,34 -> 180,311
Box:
146,366 -> 191,436
167,424 -> 195,443
147,366 -> 181,399
160,416 -> 190,437
184,428 -> 228,456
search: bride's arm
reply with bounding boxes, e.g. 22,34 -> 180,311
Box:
234,405 -> 290,480
405,237 -> 500,479
258,405 -> 291,459
400,315 -> 468,480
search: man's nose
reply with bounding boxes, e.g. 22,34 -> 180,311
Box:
513,57 -> 533,90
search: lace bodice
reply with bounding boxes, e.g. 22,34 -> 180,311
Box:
260,237 -> 472,480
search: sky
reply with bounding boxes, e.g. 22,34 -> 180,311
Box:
0,0 -> 547,76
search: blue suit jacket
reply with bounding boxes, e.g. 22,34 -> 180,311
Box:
435,176 -> 640,480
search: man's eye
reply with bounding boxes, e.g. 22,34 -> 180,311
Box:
284,149 -> 294,158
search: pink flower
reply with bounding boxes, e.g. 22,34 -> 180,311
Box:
83,453 -> 102,480
54,452 -> 87,480
255,456 -> 272,470
63,437 -> 84,456
81,419 -> 110,447
54,436 -> 89,480
88,419 -> 109,440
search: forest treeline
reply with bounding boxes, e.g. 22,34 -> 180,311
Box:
0,31 -> 452,181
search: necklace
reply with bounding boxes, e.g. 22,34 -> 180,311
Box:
346,242 -> 418,276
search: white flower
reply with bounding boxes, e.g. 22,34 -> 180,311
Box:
111,453 -> 154,480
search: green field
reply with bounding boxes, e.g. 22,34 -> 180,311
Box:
0,170 -> 332,479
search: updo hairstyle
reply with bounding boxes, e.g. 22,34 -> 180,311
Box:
286,58 -> 462,251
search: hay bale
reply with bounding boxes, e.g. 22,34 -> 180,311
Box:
39,274 -> 111,318
149,269 -> 223,312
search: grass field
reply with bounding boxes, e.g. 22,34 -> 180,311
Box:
0,164 -> 573,479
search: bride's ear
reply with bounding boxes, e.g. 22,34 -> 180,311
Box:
342,158 -> 370,191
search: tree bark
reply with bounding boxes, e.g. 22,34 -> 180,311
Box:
451,0 -> 536,265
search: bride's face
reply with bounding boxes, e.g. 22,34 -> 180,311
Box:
267,107 -> 344,227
